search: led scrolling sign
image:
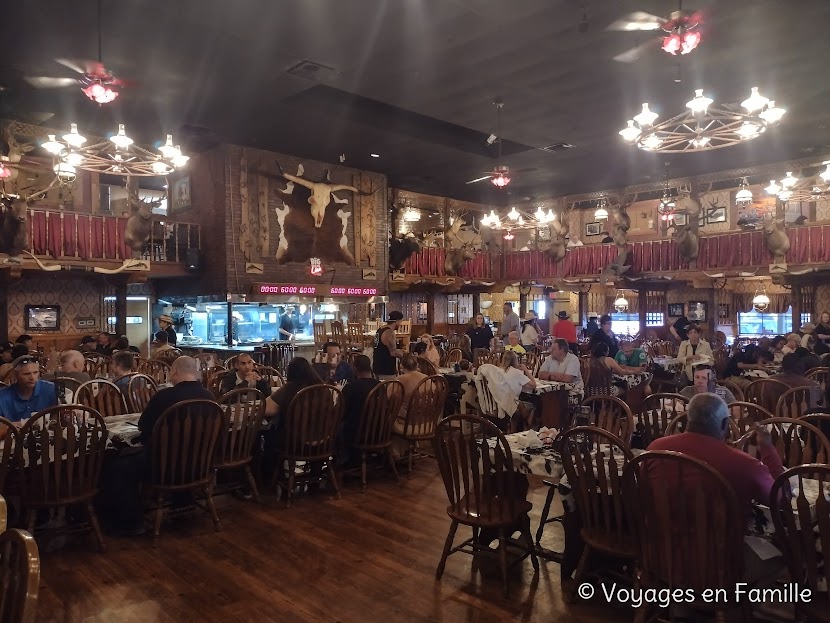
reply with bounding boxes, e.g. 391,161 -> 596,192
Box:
254,283 -> 379,297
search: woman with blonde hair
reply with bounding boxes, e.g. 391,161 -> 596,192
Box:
419,333 -> 441,367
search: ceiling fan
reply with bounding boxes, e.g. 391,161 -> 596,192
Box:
23,0 -> 132,104
607,1 -> 704,63
466,98 -> 514,187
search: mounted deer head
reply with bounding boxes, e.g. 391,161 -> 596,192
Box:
1,125 -> 35,184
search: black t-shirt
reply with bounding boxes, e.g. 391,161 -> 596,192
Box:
373,326 -> 397,375
815,323 -> 830,344
589,329 -> 619,358
466,325 -> 494,351
673,316 -> 690,341
279,314 -> 294,337
269,381 -> 305,415
138,381 -> 215,445
165,325 -> 178,346
724,352 -> 749,379
341,377 -> 381,443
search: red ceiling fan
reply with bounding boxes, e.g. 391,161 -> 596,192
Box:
607,1 -> 704,63
466,98 -> 516,188
23,0 -> 131,104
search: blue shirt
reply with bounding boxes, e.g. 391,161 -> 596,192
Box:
0,380 -> 59,422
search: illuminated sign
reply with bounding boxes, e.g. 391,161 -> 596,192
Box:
253,283 -> 379,297
310,258 -> 322,276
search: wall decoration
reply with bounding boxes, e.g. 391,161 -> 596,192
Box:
718,303 -> 730,320
25,305 -> 61,331
673,213 -> 687,226
171,176 -> 191,212
586,221 -> 602,236
688,301 -> 707,322
707,206 -> 727,224
245,263 -> 264,274
668,303 -> 684,317
362,268 -> 377,280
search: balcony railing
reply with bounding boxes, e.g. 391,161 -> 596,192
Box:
28,208 -> 200,263
397,224 -> 830,282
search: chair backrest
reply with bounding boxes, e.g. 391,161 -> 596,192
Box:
665,412 -> 740,443
0,418 -> 20,493
776,385 -> 818,419
433,414 -> 523,521
207,370 -> 227,399
400,375 -> 449,440
397,320 -> 412,336
446,348 -> 463,365
416,358 -> 437,376
354,380 -> 405,449
126,374 -> 158,412
82,354 -> 109,377
561,426 -> 634,544
280,385 -> 344,461
224,355 -> 239,370
745,378 -> 791,412
154,348 -> 182,364
636,393 -> 688,447
216,388 -> 264,468
93,359 -> 112,378
579,355 -> 592,388
728,401 -> 774,435
738,417 -> 830,467
623,451 -> 744,593
137,359 -> 171,385
473,348 -> 490,368
52,376 -> 83,404
18,406 -> 107,503
256,366 -> 284,391
476,374 -> 500,421
346,323 -> 362,349
585,357 -> 613,397
149,399 -> 226,488
713,348 -> 730,379
770,463 -> 830,600
716,379 -> 744,402
580,395 -> 635,446
312,323 -> 327,348
523,352 -> 538,374
330,321 -> 345,345
0,527 -> 40,623
805,367 -> 830,402
75,379 -> 128,416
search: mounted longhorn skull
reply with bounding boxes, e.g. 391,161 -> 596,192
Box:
124,188 -> 164,259
273,161 -> 376,228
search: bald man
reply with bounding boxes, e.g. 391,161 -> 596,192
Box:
137,356 -> 214,445
44,350 -> 91,384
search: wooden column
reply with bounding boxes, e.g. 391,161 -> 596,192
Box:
578,291 -> 586,327
472,293 -> 480,317
426,293 -> 434,334
519,291 -> 527,318
114,282 -> 128,338
0,279 -> 8,342
792,283 -> 802,333
638,287 -> 647,337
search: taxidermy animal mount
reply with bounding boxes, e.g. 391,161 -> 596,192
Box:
545,218 -> 570,262
124,187 -> 164,259
763,214 -> 790,265
0,181 -> 57,260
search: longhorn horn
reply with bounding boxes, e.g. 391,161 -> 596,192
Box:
23,251 -> 62,271
93,259 -> 149,274
282,173 -> 315,190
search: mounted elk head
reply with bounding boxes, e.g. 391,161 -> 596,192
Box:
123,188 -> 164,259
675,224 -> 699,263
273,161 -> 376,228
545,218 -> 570,262
444,244 -> 476,276
763,214 -> 790,264
1,125 -> 35,185
0,182 -> 54,258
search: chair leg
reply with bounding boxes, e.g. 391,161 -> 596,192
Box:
567,545 -> 592,602
387,449 -> 400,483
244,466 -> 261,503
407,441 -> 414,476
285,461 -> 295,509
535,485 -> 557,545
203,486 -> 221,532
521,515 -> 539,573
84,500 -> 107,553
327,461 -> 341,500
25,509 -> 36,535
360,451 -> 368,493
436,520 -> 458,580
497,529 -> 510,599
153,493 -> 164,538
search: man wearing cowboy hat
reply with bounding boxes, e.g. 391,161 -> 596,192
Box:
157,314 -> 178,347
552,309 -> 578,355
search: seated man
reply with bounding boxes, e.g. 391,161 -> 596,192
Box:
615,340 -> 647,369
680,365 -> 737,405
339,355 -> 380,465
312,341 -> 354,384
0,355 -> 59,422
150,331 -> 175,359
79,335 -> 98,354
538,338 -> 583,390
15,334 -> 33,352
771,352 -> 821,407
503,331 -> 526,354
44,349 -> 91,384
111,351 -> 135,394
220,352 -> 271,398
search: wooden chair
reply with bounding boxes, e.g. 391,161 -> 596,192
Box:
560,426 -> 637,602
351,380 -> 405,492
416,358 -> 437,376
665,412 -> 741,443
18,405 -> 107,552
0,418 -> 20,494
93,359 -> 112,378
445,348 -> 463,366
83,354 -> 109,377
622,452 -> 747,622
475,374 -> 509,432
256,366 -> 284,391
224,354 -> 240,370
137,359 -> 171,385
717,379 -> 745,402
312,323 -> 327,349
770,464 -> 830,623
579,395 -> 634,446
126,374 -> 158,412
745,378 -> 791,412
52,376 -> 83,404
737,417 -> 830,468
523,352 -> 539,374
0,526 -> 40,623
216,388 -> 265,503
394,375 -> 448,474
805,366 -> 830,402
330,321 -> 345,348
75,379 -> 129,416
636,393 -> 688,447
273,385 -> 343,508
729,401 -> 773,435
712,347 -> 730,379
776,385 -> 819,419
147,399 -> 226,537
584,358 -> 615,398
346,323 -> 363,352
207,370 -> 228,399
578,356 -> 592,389
154,348 -> 182,364
473,348 -> 490,368
433,414 -> 538,598
200,365 -> 226,389
194,352 -> 220,370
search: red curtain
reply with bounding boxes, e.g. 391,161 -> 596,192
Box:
30,211 -> 48,255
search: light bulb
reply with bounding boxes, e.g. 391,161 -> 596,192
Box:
759,102 -> 786,124
820,165 -> 830,183
595,206 -> 609,221
54,162 -> 76,179
691,136 -> 711,149
110,124 -> 134,149
735,187 -> 753,204
42,134 -> 64,155
778,190 -> 793,201
152,160 -> 171,175
63,151 -> 83,167
508,207 -> 520,221
781,171 -> 798,189
765,180 -> 781,195
641,134 -> 662,150
159,134 -> 179,159
737,122 -> 761,139
62,123 -> 86,148
171,148 -> 189,168
535,207 -> 546,221
633,103 -> 658,127
619,120 -> 641,142
685,89 -> 712,114
545,209 -> 555,222
741,87 -> 769,113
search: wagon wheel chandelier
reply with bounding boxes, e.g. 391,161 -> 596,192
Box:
764,166 -> 830,203
480,205 -> 557,239
619,87 -> 786,153
40,123 -> 189,180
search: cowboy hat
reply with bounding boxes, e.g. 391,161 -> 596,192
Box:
557,310 -> 570,319
158,314 -> 174,324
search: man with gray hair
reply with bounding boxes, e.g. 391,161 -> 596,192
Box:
43,350 -> 91,384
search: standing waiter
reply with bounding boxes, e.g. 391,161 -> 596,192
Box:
157,314 -> 177,347
373,311 -> 405,379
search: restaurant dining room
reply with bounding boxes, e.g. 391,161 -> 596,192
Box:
2,1 -> 830,622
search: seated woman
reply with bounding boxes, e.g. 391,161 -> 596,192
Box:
477,350 -> 537,430
590,342 -> 645,396
459,334 -> 474,363
676,324 -> 713,386
419,334 -> 441,367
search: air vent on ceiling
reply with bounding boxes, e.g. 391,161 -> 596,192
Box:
539,143 -> 574,153
286,60 -> 337,82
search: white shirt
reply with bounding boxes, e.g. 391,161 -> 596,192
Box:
540,352 -> 583,390
521,322 -> 540,346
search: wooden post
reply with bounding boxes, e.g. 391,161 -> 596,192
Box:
792,283 -> 802,332
638,287 -> 647,337
519,291 -> 527,318
114,282 -> 128,338
578,291 -> 586,328
0,279 -> 8,342
472,293 -> 480,317
426,293 -> 434,334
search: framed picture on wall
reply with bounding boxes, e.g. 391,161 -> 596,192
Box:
668,303 -> 684,317
171,176 -> 191,212
25,305 -> 61,331
707,207 -> 727,224
586,222 -> 602,236
688,301 -> 707,322
673,214 -> 687,227
718,303 -> 730,320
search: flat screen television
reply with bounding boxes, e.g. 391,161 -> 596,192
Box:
24,305 -> 61,331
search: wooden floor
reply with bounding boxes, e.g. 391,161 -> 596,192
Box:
35,461 -> 630,623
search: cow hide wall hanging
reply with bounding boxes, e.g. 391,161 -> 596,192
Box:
261,161 -> 376,266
